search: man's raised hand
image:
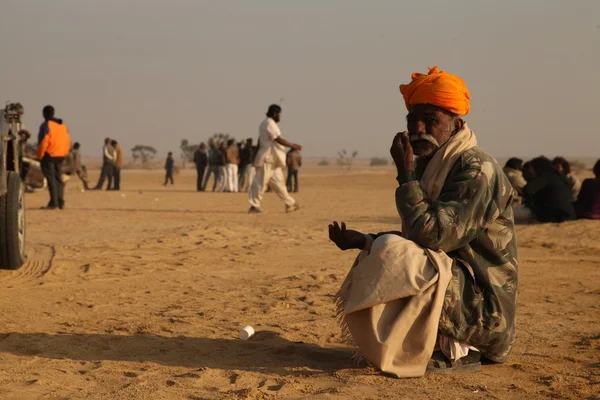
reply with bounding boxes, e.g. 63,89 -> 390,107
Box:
390,131 -> 413,173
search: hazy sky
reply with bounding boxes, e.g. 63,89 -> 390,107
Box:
1,0 -> 599,159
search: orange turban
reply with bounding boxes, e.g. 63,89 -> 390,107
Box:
399,66 -> 471,115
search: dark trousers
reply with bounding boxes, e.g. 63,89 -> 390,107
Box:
95,163 -> 114,190
41,155 -> 65,207
164,170 -> 174,185
203,166 -> 219,191
112,167 -> 121,190
238,164 -> 249,189
77,170 -> 90,190
287,169 -> 299,193
196,166 -> 206,191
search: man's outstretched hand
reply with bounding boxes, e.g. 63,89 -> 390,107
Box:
328,221 -> 366,251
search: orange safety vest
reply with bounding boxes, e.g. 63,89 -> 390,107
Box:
37,120 -> 71,160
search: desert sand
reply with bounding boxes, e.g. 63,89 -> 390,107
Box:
0,163 -> 598,400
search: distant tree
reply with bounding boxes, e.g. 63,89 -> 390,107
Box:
370,157 -> 389,167
180,139 -> 199,167
318,159 -> 330,167
337,150 -> 359,170
209,132 -> 232,146
131,145 -> 157,168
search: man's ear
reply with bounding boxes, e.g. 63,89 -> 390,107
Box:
453,117 -> 465,134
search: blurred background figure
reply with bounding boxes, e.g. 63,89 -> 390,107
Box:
94,138 -> 115,190
203,139 -> 222,192
215,141 -> 228,192
71,142 -> 90,191
552,157 -> 581,202
194,142 -> 208,192
111,140 -> 123,191
238,138 -> 254,191
225,139 -> 239,192
515,156 -> 576,224
574,159 -> 600,220
164,152 -> 174,186
286,148 -> 302,193
503,158 -> 526,206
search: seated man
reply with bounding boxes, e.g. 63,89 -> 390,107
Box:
519,156 -> 576,223
503,157 -> 526,206
574,159 -> 600,220
552,157 -> 581,202
329,67 -> 517,378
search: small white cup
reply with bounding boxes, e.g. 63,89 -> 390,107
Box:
239,325 -> 255,340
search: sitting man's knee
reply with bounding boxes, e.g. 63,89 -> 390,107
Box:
371,234 -> 405,253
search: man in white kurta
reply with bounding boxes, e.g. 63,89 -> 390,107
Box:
248,104 -> 303,214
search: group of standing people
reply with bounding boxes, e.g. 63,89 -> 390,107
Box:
504,156 -> 600,223
94,137 -> 124,191
190,138 -> 256,193
161,104 -> 303,214
181,127 -> 302,201
163,139 -> 254,192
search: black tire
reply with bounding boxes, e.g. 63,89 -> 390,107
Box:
0,172 -> 26,270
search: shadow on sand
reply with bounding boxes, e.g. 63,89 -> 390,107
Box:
27,207 -> 247,214
0,330 -> 354,376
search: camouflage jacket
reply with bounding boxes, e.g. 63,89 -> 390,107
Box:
395,146 -> 518,363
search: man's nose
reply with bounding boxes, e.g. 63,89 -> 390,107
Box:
415,121 -> 426,135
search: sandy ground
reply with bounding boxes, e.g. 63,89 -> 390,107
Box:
0,165 -> 598,400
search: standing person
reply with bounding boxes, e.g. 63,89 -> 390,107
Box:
214,141 -> 228,192
164,152 -> 175,185
238,138 -> 254,190
225,139 -> 240,192
111,140 -> 123,190
286,148 -> 302,193
37,105 -> 71,210
193,143 -> 208,191
202,139 -> 221,192
71,142 -> 90,190
552,157 -> 581,201
245,141 -> 258,192
248,104 -> 302,213
94,138 -> 115,190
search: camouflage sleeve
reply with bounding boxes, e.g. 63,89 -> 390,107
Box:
395,160 -> 497,253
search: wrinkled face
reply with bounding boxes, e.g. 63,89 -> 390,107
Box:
406,104 -> 460,157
